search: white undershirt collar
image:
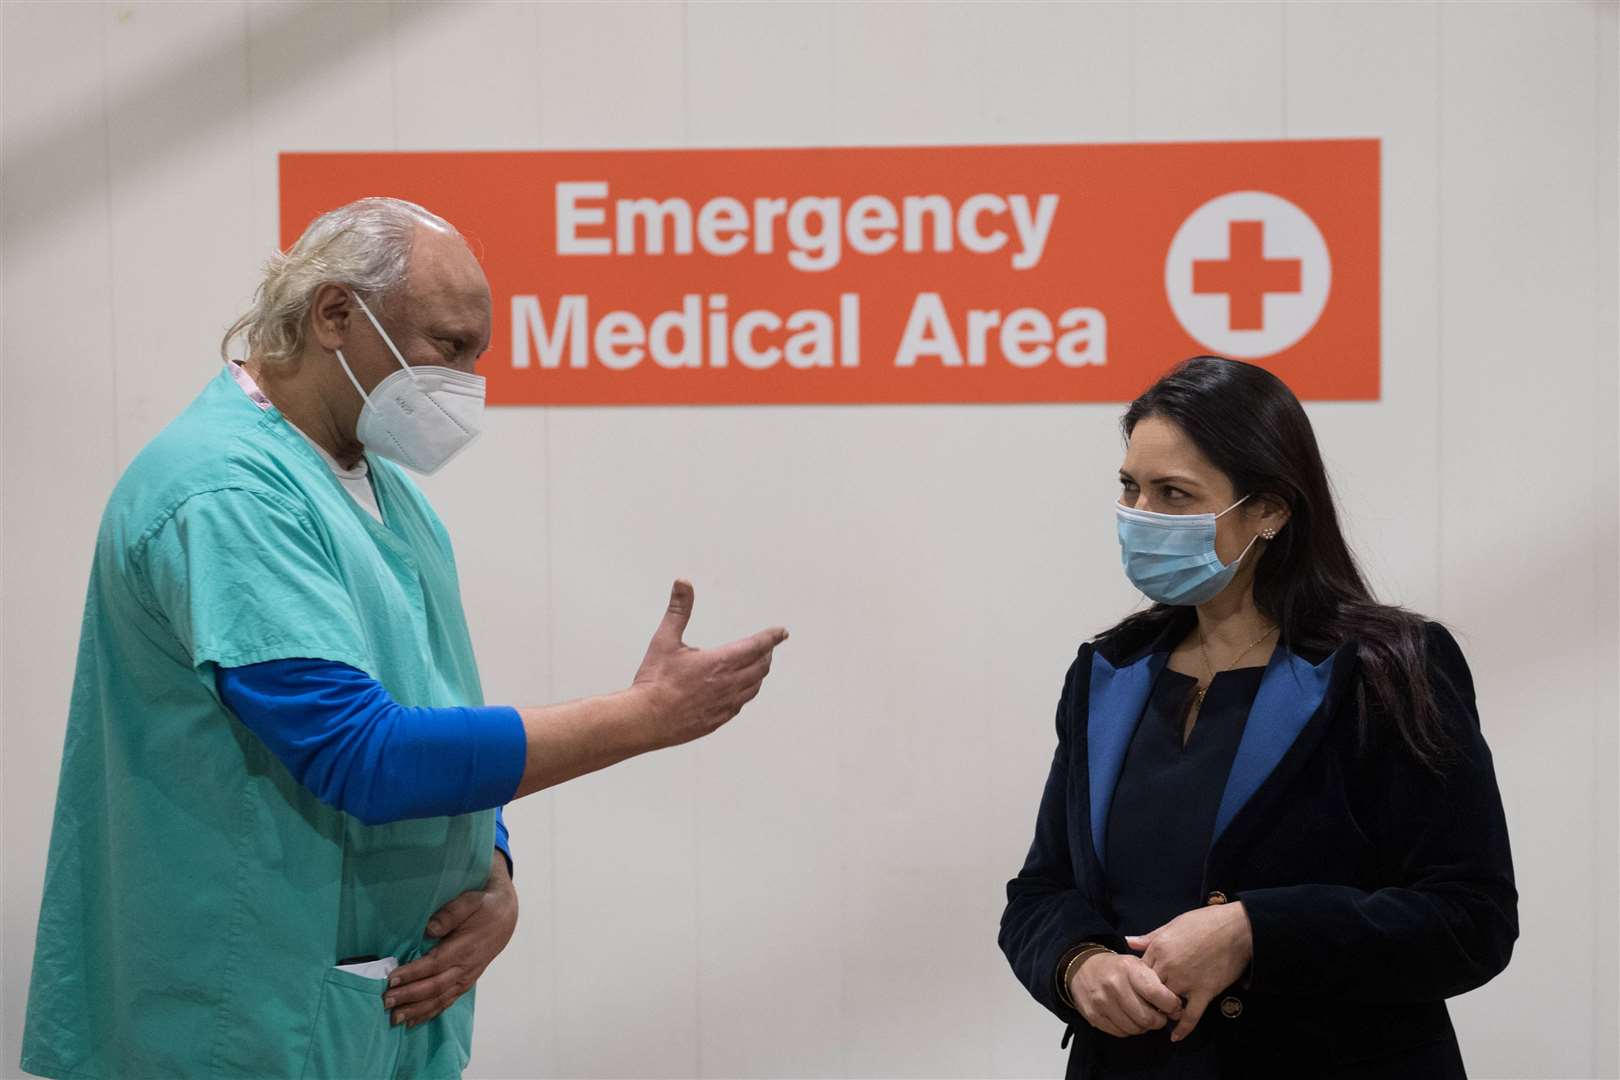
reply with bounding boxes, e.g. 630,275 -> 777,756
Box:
228,361 -> 382,521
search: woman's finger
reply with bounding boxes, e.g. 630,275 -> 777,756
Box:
1096,986 -> 1152,1036
1169,992 -> 1211,1043
1115,982 -> 1168,1032
1126,961 -> 1184,1018
1080,996 -> 1127,1038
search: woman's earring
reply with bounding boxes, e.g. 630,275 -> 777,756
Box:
1261,528 -> 1278,540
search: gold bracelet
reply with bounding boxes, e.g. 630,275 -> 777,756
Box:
1057,943 -> 1113,1008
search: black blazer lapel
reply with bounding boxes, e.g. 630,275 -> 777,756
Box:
1085,647 -> 1167,871
1208,642 -> 1358,866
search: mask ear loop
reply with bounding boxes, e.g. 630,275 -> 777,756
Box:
350,291 -> 420,384
1215,493 -> 1266,570
334,347 -> 372,408
1225,530 -> 1263,571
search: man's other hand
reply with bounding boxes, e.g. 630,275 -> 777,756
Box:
384,855 -> 519,1027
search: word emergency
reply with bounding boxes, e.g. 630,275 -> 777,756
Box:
554,182 -> 1062,272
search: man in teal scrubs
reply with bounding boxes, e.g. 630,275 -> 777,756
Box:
21,197 -> 788,1079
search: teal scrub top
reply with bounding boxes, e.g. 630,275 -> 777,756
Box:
22,368 -> 501,1079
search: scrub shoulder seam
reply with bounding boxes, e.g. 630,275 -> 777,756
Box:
129,483 -> 322,553
125,484 -> 326,613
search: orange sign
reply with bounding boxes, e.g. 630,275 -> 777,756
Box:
280,140 -> 1378,405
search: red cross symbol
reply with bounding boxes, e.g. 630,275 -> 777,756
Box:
1192,220 -> 1302,331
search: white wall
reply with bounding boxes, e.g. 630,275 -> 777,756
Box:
2,2 -> 1615,1077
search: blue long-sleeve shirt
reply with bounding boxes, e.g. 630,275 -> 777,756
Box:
215,658 -> 525,873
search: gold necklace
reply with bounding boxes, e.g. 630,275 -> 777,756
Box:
1192,623 -> 1277,711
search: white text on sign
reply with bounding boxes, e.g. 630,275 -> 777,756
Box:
511,293 -> 1105,371
554,183 -> 1062,272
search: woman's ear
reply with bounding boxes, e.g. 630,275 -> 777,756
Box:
1255,494 -> 1292,537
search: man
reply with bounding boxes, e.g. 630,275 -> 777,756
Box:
21,197 -> 788,1079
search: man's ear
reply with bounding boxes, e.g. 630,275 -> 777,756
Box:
308,283 -> 353,352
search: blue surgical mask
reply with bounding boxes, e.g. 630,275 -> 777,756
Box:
1115,495 -> 1258,606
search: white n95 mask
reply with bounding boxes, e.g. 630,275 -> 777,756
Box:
335,291 -> 485,475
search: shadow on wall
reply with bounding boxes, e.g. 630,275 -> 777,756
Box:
0,0 -> 443,253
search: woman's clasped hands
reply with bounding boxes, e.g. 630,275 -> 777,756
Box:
1070,902 -> 1254,1042
1067,949 -> 1184,1038
1123,902 -> 1254,1042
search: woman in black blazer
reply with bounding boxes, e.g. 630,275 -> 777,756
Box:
999,357 -> 1516,1079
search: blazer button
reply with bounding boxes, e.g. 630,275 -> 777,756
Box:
1219,996 -> 1244,1019
1206,891 -> 1228,905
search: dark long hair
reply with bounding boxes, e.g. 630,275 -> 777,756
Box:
1098,356 -> 1454,770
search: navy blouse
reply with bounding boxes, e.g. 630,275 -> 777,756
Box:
1097,663 -> 1265,1078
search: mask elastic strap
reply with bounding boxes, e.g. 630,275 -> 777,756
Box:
1227,530 -> 1262,570
351,291 -> 419,383
1216,494 -> 1264,570
1218,495 -> 1283,569
334,347 -> 372,408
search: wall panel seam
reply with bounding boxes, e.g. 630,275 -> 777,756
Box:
99,2 -> 120,477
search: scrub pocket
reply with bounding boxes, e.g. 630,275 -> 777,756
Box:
301,966 -> 402,1079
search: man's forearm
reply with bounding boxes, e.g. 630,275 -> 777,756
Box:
511,686 -> 663,798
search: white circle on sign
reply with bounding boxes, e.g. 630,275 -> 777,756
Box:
1164,191 -> 1331,359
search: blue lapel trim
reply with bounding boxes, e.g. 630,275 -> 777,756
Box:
1086,648 -> 1166,868
1211,645 -> 1339,843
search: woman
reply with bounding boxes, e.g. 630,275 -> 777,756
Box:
998,357 -> 1516,1079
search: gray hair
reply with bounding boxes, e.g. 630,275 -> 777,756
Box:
221,196 -> 457,366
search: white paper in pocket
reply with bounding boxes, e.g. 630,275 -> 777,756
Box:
333,956 -> 400,980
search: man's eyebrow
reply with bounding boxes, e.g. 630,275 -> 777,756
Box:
427,324 -> 492,357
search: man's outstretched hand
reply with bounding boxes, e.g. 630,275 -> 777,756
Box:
510,579 -> 789,798
632,579 -> 789,748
